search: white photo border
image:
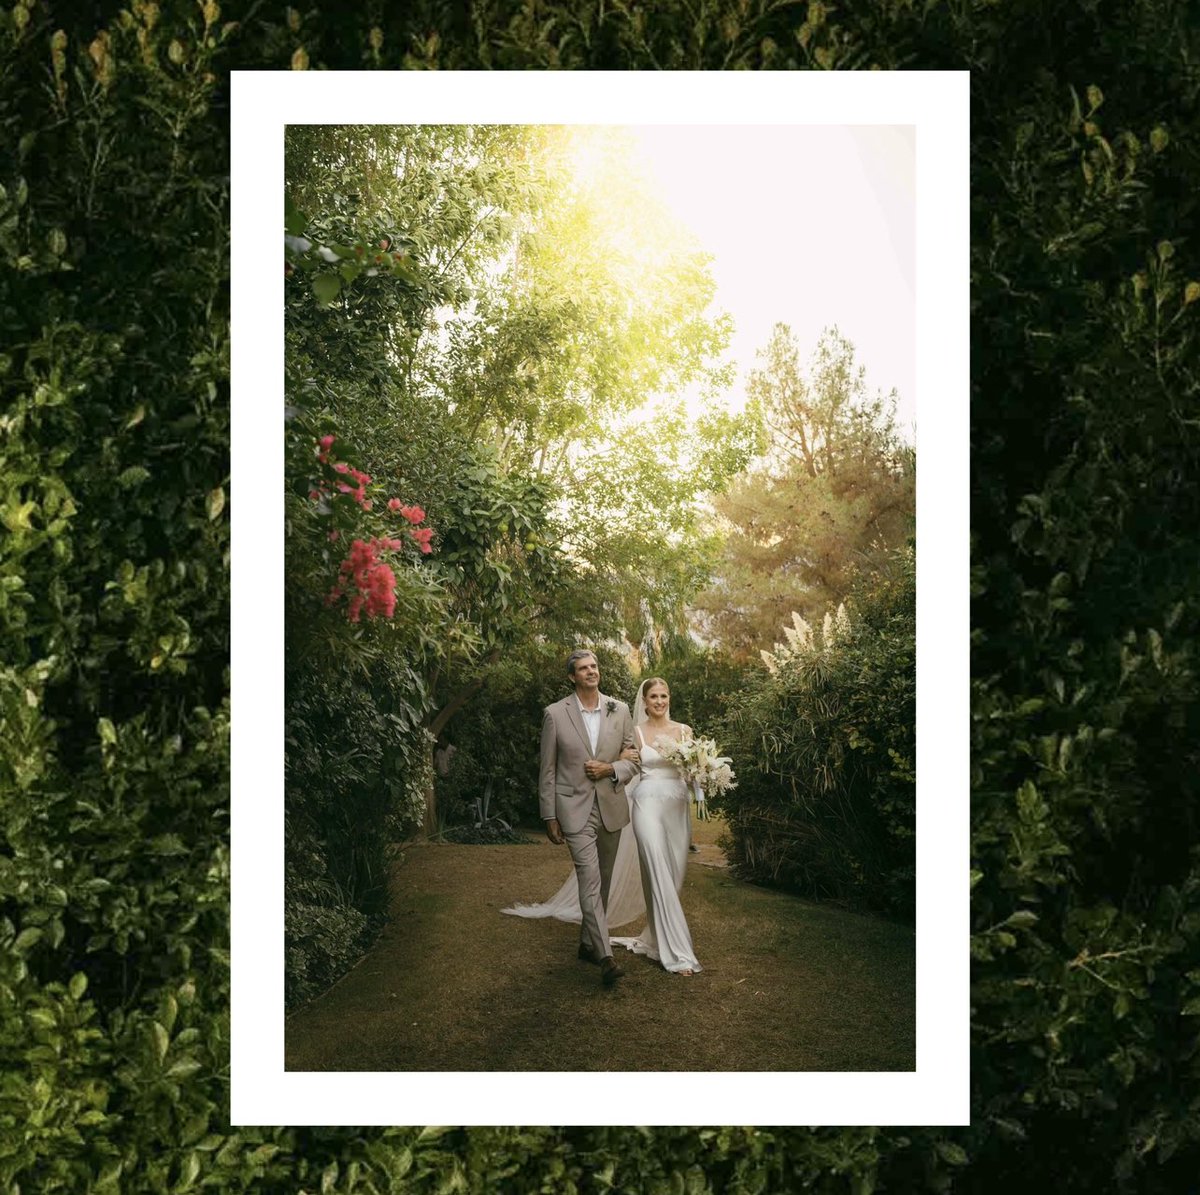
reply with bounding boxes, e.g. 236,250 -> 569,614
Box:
231,70 -> 969,1128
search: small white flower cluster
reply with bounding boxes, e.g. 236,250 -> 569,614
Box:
654,734 -> 737,800
760,603 -> 852,675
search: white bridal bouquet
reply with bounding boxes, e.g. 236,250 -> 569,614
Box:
653,734 -> 737,820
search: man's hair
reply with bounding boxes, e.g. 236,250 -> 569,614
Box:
566,649 -> 597,678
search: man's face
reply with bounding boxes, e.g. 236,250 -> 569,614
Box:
571,654 -> 600,693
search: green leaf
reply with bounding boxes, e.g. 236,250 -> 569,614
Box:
117,465 -> 150,489
27,1007 -> 57,1030
179,1152 -> 201,1190
1005,909 -> 1039,929
69,972 -> 88,1000
313,273 -> 342,306
207,486 -> 226,521
935,1140 -> 969,1166
14,927 -> 43,952
2,498 -> 37,532
153,1020 -> 170,1063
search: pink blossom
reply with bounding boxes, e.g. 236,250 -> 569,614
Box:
399,504 -> 425,525
387,497 -> 402,512
319,434 -> 335,451
334,462 -> 350,474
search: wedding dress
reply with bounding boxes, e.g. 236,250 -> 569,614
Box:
500,803 -> 647,928
609,725 -> 702,973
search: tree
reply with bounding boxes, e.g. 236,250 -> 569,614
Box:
695,324 -> 914,658
284,125 -> 755,834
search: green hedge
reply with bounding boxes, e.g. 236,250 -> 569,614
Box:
3,1 -> 1198,1193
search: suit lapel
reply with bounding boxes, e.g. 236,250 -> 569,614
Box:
595,693 -> 617,755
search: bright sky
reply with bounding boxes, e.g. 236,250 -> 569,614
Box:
626,125 -> 916,442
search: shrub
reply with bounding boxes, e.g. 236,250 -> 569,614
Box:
719,551 -> 915,918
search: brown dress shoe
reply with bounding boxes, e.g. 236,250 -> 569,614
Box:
600,956 -> 625,986
578,943 -> 600,965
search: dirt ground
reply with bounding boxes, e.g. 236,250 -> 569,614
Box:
285,816 -> 915,1072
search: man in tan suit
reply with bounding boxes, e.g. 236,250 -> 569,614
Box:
540,649 -> 640,986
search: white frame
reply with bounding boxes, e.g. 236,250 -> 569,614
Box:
231,70 -> 969,1127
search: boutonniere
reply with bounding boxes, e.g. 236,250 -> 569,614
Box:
605,700 -> 616,716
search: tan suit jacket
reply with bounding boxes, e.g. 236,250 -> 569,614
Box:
539,693 -> 638,835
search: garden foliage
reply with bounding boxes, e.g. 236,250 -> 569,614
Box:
720,550 -> 915,919
2,1 -> 1199,1193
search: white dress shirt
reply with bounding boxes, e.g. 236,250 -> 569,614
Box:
575,694 -> 603,755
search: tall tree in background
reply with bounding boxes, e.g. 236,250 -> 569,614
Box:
696,324 -> 914,658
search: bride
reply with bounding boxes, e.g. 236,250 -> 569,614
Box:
503,676 -> 702,976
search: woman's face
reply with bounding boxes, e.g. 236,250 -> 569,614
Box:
644,683 -> 670,718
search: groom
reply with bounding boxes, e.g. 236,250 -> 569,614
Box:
540,649 -> 640,986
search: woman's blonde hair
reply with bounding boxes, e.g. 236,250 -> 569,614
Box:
639,676 -> 670,701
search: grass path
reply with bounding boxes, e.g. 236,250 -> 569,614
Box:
286,817 -> 915,1071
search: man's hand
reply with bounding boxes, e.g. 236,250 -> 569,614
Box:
545,818 -> 565,845
584,759 -> 614,781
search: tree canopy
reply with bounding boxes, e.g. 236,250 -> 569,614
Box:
695,323 -> 914,657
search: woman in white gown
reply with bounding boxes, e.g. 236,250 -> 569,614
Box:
503,676 -> 701,976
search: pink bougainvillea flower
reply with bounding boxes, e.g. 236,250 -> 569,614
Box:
336,482 -> 354,494
319,434 -> 335,451
334,462 -> 350,474
399,504 -> 426,525
387,497 -> 402,512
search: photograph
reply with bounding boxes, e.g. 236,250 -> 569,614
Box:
279,121 -> 917,1074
